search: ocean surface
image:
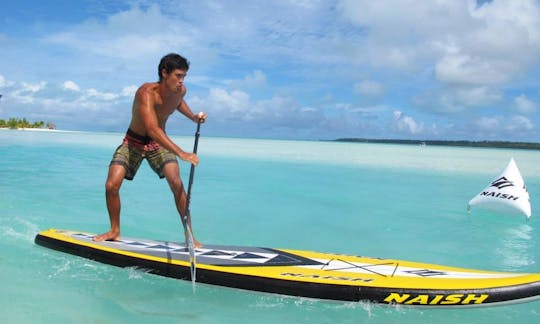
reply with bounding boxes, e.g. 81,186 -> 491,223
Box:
1,129 -> 539,323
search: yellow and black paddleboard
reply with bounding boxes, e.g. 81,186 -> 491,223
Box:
35,229 -> 540,307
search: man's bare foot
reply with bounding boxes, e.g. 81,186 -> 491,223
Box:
185,237 -> 202,249
93,230 -> 119,242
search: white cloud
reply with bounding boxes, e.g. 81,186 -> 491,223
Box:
507,115 -> 534,131
0,75 -> 15,90
226,70 -> 267,90
514,94 -> 537,114
435,0 -> 540,86
20,81 -> 46,93
44,5 -> 195,61
392,110 -> 423,134
4,77 -> 130,120
121,85 -> 137,97
471,0 -> 540,44
196,88 -> 252,118
354,80 -> 384,97
9,81 -> 47,104
347,104 -> 388,115
62,80 -> 80,92
475,116 -> 500,129
85,88 -> 118,101
190,87 -> 323,130
475,115 -> 534,133
435,53 -> 509,85
414,86 -> 502,114
454,86 -> 502,107
340,0 -> 540,86
338,1 -> 473,69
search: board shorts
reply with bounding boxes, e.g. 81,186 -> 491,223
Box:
110,128 -> 178,180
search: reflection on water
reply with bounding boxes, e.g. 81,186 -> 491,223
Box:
496,224 -> 535,270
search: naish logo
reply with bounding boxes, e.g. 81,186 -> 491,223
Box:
280,272 -> 374,283
480,191 -> 520,201
480,176 -> 521,201
384,292 -> 489,305
490,176 -> 514,189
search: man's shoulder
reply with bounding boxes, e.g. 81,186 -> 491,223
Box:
138,82 -> 159,92
135,82 -> 159,98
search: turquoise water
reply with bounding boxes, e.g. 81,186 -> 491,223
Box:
1,129 -> 539,323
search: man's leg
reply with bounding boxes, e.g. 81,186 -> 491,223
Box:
163,162 -> 202,248
93,164 -> 126,241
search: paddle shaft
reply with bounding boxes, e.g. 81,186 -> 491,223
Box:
186,119 -> 201,215
184,119 -> 201,286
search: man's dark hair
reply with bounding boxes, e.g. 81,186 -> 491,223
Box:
158,53 -> 190,82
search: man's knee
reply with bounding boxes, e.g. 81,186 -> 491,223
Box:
105,174 -> 124,195
168,176 -> 184,193
106,165 -> 126,195
105,177 -> 123,196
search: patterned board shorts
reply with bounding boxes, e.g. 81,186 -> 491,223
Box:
110,130 -> 178,180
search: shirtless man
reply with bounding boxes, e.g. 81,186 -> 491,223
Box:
94,53 -> 206,247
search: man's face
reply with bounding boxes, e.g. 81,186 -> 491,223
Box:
163,68 -> 187,92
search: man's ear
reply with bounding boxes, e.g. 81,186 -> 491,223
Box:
161,68 -> 167,79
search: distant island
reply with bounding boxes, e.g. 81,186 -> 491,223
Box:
334,138 -> 540,150
0,117 -> 56,130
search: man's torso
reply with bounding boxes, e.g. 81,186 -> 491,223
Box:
128,82 -> 185,136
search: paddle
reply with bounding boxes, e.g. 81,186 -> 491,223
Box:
183,118 -> 202,290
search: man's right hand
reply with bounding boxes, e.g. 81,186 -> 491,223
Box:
180,152 -> 199,166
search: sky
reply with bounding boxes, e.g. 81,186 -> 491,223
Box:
1,0 -> 540,141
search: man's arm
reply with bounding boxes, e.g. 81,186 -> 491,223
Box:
178,99 -> 206,123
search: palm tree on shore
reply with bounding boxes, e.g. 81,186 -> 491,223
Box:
0,117 -> 52,129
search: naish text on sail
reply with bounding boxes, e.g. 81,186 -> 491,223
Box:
480,191 -> 521,201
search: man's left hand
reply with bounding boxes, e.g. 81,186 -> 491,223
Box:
195,112 -> 207,123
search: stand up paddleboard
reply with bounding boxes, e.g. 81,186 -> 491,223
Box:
35,228 -> 540,307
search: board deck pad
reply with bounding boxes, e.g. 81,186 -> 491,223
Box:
35,229 -> 540,307
69,231 -> 320,267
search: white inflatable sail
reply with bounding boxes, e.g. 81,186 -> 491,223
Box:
468,158 -> 531,218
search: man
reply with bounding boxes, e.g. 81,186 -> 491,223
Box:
94,53 -> 206,248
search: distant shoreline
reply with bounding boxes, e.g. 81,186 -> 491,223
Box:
333,138 -> 540,150
2,127 -> 539,150
0,127 -> 58,132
